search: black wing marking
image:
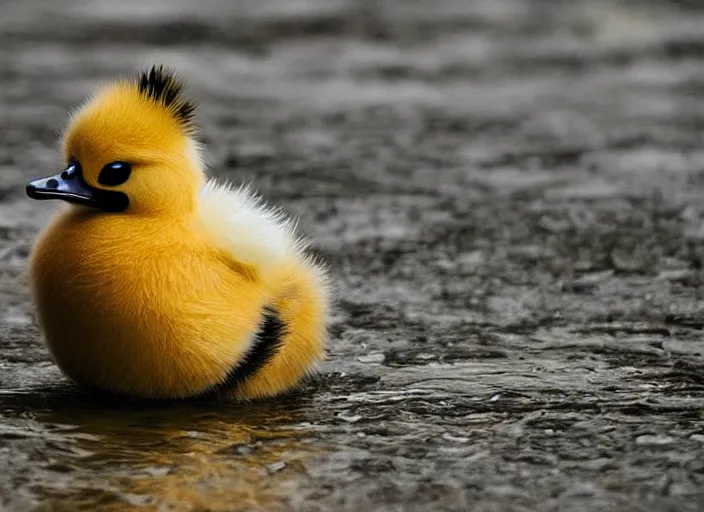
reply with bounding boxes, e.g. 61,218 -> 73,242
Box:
200,306 -> 286,400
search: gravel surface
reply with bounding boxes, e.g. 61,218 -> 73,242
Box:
0,1 -> 703,511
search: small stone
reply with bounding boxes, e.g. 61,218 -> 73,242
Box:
357,352 -> 385,364
266,461 -> 287,474
235,445 -> 255,455
442,433 -> 469,443
216,443 -> 255,455
610,249 -> 646,273
337,412 -> 363,423
689,434 -> 704,443
458,251 -> 485,266
570,270 -> 613,292
538,215 -> 570,233
560,482 -> 597,498
657,269 -> 691,281
635,435 -> 674,446
435,259 -> 455,271
141,466 -> 171,477
121,493 -> 153,506
489,394 -> 500,402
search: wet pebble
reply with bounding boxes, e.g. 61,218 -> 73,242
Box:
568,270 -> 613,292
689,434 -> 704,444
441,433 -> 469,444
140,466 -> 171,478
357,352 -> 385,364
337,412 -> 363,423
266,461 -> 287,474
635,435 -> 675,446
121,493 -> 154,506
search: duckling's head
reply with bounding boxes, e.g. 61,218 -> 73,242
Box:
27,65 -> 204,215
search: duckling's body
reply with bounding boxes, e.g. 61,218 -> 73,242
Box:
27,66 -> 329,400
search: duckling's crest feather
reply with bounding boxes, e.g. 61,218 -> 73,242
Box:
136,65 -> 197,136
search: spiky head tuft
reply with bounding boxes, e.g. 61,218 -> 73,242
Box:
136,65 -> 197,135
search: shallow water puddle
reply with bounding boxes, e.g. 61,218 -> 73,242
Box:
0,390 -> 328,511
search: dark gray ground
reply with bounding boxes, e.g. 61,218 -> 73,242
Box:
0,0 -> 703,510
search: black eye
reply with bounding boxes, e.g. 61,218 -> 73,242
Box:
98,162 -> 132,186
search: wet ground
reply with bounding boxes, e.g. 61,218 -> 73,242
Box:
1,0 -> 704,510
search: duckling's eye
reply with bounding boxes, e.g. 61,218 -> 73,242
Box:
98,162 -> 132,187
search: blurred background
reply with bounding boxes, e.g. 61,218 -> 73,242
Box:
1,1 -> 704,511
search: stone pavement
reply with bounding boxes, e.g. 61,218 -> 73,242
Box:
0,1 -> 703,510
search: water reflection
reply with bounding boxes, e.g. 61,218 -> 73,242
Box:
0,386 -> 323,511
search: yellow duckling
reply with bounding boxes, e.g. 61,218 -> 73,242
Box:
26,65 -> 330,401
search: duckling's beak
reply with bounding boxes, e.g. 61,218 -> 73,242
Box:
26,163 -> 128,212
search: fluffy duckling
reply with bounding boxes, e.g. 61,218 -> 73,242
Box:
26,65 -> 330,401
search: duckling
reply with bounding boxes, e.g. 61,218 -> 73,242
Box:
26,65 -> 330,401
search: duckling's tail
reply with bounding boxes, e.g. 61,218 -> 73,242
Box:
229,256 -> 330,401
